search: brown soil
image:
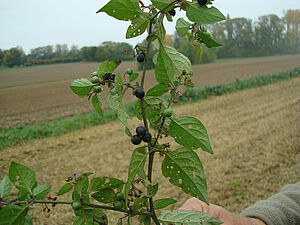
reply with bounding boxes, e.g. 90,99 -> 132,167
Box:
0,78 -> 299,224
0,55 -> 300,129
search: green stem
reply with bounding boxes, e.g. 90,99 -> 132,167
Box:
0,200 -> 151,216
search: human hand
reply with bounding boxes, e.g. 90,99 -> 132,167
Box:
179,198 -> 266,225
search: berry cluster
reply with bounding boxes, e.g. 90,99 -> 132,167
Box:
131,126 -> 152,145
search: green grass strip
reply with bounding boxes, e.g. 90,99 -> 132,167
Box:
0,68 -> 299,150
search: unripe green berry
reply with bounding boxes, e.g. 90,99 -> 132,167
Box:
126,68 -> 133,75
91,76 -> 100,84
72,201 -> 81,210
93,86 -> 102,93
115,192 -> 124,201
113,201 -> 123,209
162,108 -> 173,117
92,71 -> 98,77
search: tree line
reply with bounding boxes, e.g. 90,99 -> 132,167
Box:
0,42 -> 133,68
0,10 -> 299,68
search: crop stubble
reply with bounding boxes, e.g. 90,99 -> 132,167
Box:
0,55 -> 300,128
0,78 -> 299,224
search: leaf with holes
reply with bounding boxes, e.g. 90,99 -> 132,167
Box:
0,174 -> 12,198
162,147 -> 208,204
89,177 -> 124,193
176,18 -> 191,37
9,161 -> 37,193
92,188 -> 115,203
97,0 -> 143,21
125,147 -> 147,206
159,210 -> 223,225
74,174 -> 89,195
186,2 -> 226,24
126,14 -> 149,38
169,117 -> 213,154
155,43 -> 192,84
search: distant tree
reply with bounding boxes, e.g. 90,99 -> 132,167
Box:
254,14 -> 284,55
283,9 -> 300,53
2,47 -> 25,67
0,49 -> 4,66
69,45 -> 81,58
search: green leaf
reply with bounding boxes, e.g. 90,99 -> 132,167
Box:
146,83 -> 169,96
91,188 -> 115,203
115,73 -> 124,95
186,3 -> 226,24
70,78 -> 94,96
73,208 -> 108,225
155,43 -> 191,84
126,14 -> 149,39
92,94 -> 103,118
97,60 -> 109,78
197,31 -> 222,48
162,147 -> 208,204
151,0 -> 175,11
24,215 -> 33,225
135,96 -> 167,128
195,41 -> 202,60
89,177 -> 124,193
58,183 -> 73,196
153,198 -> 177,210
176,18 -> 191,37
9,161 -> 37,193
106,91 -> 129,129
74,175 -> 89,195
169,117 -> 213,154
109,60 -> 121,73
97,0 -> 143,21
0,174 -> 12,198
32,184 -> 51,200
125,147 -> 147,206
0,205 -> 30,225
129,72 -> 139,82
159,210 -> 223,225
154,14 -> 166,41
146,183 -> 158,198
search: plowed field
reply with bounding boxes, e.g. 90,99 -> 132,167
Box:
0,55 -> 300,128
0,78 -> 299,224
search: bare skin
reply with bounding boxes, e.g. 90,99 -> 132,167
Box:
179,198 -> 267,225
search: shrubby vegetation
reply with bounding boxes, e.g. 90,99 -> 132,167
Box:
0,10 -> 299,68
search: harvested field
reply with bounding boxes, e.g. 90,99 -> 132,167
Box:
0,55 -> 300,128
0,78 -> 299,224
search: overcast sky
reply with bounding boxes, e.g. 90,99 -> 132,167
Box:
0,0 -> 299,53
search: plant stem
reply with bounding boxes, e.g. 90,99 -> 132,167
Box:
0,200 -> 151,216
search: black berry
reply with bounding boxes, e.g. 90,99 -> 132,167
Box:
103,73 -> 111,81
197,0 -> 207,6
142,132 -> 152,142
136,126 -> 146,137
111,73 -> 116,80
131,135 -> 142,145
134,88 -> 145,99
168,9 -> 176,17
137,53 -> 145,63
